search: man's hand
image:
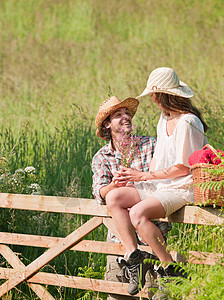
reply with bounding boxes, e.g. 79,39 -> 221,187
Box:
99,176 -> 126,200
112,173 -> 128,187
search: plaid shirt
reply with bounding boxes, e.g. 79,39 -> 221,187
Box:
91,136 -> 172,243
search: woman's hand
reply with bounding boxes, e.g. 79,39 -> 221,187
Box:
112,173 -> 129,186
114,166 -> 146,184
114,164 -> 190,185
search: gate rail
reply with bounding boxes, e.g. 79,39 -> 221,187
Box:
0,193 -> 223,299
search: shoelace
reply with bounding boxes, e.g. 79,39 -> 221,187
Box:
125,263 -> 141,284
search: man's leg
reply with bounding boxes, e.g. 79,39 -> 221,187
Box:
105,254 -> 136,300
105,254 -> 157,299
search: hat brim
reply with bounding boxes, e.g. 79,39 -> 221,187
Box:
96,97 -> 139,140
137,81 -> 194,99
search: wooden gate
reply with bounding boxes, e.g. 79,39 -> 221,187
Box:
0,193 -> 223,299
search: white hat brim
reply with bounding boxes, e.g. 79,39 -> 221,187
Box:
137,81 -> 194,99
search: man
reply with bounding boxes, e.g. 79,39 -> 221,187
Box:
91,96 -> 171,299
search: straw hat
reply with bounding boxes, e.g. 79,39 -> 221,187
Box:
137,67 -> 194,99
95,96 -> 139,140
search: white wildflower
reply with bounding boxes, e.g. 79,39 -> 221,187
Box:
28,183 -> 42,193
11,177 -> 18,184
15,168 -> 25,175
0,174 -> 6,181
24,166 -> 36,174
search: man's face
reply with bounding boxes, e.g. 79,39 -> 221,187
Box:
106,107 -> 132,136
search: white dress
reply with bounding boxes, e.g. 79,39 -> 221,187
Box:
135,113 -> 207,204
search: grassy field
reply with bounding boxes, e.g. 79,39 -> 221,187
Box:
0,0 -> 224,299
0,0 -> 224,131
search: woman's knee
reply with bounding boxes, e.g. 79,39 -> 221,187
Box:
105,187 -> 140,211
129,206 -> 146,229
105,189 -> 120,210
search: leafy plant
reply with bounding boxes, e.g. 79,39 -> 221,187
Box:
77,256 -> 106,300
163,264 -> 224,300
199,153 -> 224,193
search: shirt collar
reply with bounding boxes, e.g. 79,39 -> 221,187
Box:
104,141 -> 122,159
104,141 -> 115,155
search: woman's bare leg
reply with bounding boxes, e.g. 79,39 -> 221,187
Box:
129,197 -> 173,263
105,186 -> 141,256
106,187 -> 173,262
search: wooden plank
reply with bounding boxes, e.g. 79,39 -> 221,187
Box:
0,245 -> 25,270
0,232 -> 62,249
187,250 -> 224,265
103,218 -> 124,243
0,193 -> 223,225
0,231 -> 150,255
0,268 -> 151,298
0,245 -> 54,300
28,284 -> 55,300
157,205 -> 224,225
0,232 -> 223,266
0,216 -> 103,297
0,193 -> 109,216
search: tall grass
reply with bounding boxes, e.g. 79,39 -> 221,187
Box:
0,107 -> 107,299
0,0 -> 223,298
0,104 -> 223,299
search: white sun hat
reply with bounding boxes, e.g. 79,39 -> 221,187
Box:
137,67 -> 194,99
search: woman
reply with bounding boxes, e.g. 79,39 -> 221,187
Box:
105,67 -> 208,296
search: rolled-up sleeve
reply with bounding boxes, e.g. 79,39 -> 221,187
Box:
91,153 -> 112,205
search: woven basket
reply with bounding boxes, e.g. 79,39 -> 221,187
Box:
191,144 -> 224,207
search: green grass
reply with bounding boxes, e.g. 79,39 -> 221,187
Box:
0,0 -> 224,298
0,0 -> 223,130
0,105 -> 223,299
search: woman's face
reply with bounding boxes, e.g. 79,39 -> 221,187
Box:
150,93 -> 163,110
150,93 -> 157,103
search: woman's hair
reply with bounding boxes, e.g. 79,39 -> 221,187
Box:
99,116 -> 111,140
156,93 -> 209,132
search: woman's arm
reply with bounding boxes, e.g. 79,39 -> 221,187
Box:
143,164 -> 189,181
149,157 -> 156,171
116,164 -> 189,183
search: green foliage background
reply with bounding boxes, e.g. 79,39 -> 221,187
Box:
0,0 -> 223,299
0,0 -> 223,131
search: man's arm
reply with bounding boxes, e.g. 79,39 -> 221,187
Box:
91,152 -> 118,204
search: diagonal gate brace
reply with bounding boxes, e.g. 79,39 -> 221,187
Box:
0,216 -> 103,297
0,244 -> 54,299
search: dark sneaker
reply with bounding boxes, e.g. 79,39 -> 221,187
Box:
154,264 -> 167,278
153,263 -> 188,299
116,257 -> 129,283
125,249 -> 158,295
154,263 -> 188,279
164,264 -> 188,279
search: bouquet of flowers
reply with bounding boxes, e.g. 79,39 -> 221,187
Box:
116,126 -> 140,167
